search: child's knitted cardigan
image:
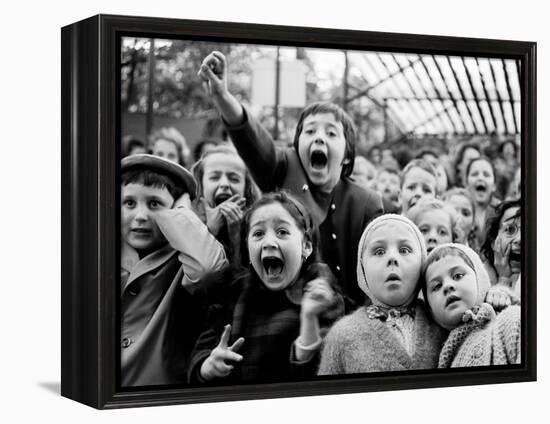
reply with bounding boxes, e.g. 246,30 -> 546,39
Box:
438,303 -> 521,367
318,301 -> 446,374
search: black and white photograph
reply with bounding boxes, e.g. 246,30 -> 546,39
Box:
4,0 -> 548,422
119,36 -> 525,388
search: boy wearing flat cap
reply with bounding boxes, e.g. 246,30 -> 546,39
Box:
121,154 -> 228,386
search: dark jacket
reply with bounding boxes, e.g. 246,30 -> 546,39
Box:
188,264 -> 344,385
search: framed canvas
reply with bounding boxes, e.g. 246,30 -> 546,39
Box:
61,14 -> 536,409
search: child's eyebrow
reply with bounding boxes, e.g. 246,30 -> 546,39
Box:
448,265 -> 466,275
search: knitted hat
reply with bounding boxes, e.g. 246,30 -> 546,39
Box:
121,153 -> 197,199
423,243 -> 490,305
357,214 -> 427,307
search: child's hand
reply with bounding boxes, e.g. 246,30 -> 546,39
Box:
173,192 -> 191,209
301,278 -> 335,318
200,324 -> 245,381
204,195 -> 245,236
485,285 -> 517,312
494,236 -> 513,280
198,51 -> 228,98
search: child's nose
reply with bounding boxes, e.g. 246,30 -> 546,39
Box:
443,280 -> 456,295
219,175 -> 230,187
134,205 -> 149,222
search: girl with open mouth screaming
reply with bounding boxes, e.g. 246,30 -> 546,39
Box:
318,214 -> 446,374
192,145 -> 260,266
465,157 -> 499,251
188,191 -> 344,384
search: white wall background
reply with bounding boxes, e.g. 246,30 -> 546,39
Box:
1,1 -> 546,422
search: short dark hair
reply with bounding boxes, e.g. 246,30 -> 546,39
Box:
121,168 -> 185,202
293,102 -> 356,179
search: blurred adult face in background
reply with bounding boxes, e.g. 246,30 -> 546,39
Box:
351,156 -> 377,191
459,147 -> 481,186
151,139 -> 180,164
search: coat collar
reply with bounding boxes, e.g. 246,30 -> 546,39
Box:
121,242 -> 178,292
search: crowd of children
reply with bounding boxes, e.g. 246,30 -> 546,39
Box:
119,50 -> 522,387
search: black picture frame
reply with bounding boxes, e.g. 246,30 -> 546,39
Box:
61,14 -> 537,409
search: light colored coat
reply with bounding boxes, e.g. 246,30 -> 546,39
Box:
318,302 -> 446,375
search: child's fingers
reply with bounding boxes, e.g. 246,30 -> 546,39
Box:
212,361 -> 234,376
218,324 -> 232,348
229,337 -> 245,353
504,241 -> 512,261
236,197 -> 247,209
199,64 -> 221,85
211,51 -> 226,70
220,349 -> 243,363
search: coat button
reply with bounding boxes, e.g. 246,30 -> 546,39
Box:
332,233 -> 337,240
331,204 -> 336,211
121,337 -> 133,348
302,184 -> 309,192
336,265 -> 341,271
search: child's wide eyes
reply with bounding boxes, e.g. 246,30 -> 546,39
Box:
123,199 -> 136,208
452,272 -> 464,281
399,246 -> 412,254
373,248 -> 385,256
439,228 -> 449,236
461,209 -> 472,217
422,185 -> 433,194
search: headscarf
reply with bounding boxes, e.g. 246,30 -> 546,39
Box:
357,214 -> 427,308
423,243 -> 490,306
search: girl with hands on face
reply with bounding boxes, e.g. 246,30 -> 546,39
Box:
192,146 -> 260,266
189,192 -> 344,384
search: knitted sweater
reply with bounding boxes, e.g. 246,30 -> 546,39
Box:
438,303 -> 521,368
318,301 -> 446,375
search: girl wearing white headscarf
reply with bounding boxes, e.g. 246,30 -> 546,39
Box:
423,243 -> 520,367
318,215 -> 446,375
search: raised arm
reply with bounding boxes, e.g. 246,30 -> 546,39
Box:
198,51 -> 286,191
198,51 -> 245,126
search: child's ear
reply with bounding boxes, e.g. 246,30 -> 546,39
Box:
302,238 -> 313,261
